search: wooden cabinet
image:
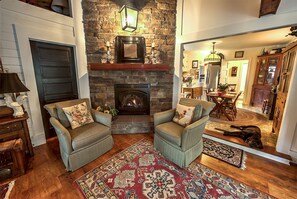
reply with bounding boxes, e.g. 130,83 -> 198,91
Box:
0,114 -> 33,156
273,42 -> 297,135
251,54 -> 282,107
182,87 -> 203,98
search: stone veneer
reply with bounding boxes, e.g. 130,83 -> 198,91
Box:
82,0 -> 177,133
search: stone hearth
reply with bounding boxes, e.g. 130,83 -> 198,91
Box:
111,115 -> 153,134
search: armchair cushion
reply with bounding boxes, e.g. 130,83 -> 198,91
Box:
179,98 -> 210,118
155,121 -> 184,146
69,122 -> 110,150
172,104 -> 195,126
62,102 -> 94,129
55,98 -> 92,128
192,104 -> 203,122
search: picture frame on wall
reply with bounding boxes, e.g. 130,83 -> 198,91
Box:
231,66 -> 238,77
235,51 -> 244,58
115,36 -> 145,63
192,60 -> 198,68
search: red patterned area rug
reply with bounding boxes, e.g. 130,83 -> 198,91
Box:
75,139 -> 272,199
203,138 -> 246,169
0,180 -> 14,199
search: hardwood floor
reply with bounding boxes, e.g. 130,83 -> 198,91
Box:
4,133 -> 297,199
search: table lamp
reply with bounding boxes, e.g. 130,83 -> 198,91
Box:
0,73 -> 30,117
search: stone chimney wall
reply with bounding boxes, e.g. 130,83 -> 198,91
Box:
82,0 -> 177,115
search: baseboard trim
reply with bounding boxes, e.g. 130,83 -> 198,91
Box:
32,133 -> 46,147
203,134 -> 291,165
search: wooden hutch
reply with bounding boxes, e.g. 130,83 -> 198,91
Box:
272,42 -> 297,135
250,53 -> 282,118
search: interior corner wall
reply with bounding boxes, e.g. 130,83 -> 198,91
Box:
1,0 -> 89,146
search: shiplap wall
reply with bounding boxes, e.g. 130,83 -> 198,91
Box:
0,0 -> 88,146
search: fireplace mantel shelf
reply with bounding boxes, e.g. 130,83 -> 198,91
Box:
89,63 -> 170,71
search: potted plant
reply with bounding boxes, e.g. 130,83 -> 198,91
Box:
217,83 -> 229,93
96,104 -> 119,120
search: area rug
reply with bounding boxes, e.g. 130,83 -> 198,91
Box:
75,139 -> 272,199
206,108 -> 278,147
0,181 -> 15,199
203,138 -> 246,169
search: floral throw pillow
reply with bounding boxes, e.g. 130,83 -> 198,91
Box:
172,104 -> 195,127
62,102 -> 94,129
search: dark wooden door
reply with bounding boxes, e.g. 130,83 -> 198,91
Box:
30,41 -> 78,139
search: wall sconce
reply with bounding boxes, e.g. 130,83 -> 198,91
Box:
119,5 -> 139,32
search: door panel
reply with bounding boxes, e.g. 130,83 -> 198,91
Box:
30,41 -> 78,138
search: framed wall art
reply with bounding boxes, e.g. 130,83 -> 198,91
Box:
192,60 -> 198,68
231,66 -> 238,77
115,36 -> 145,63
235,51 -> 244,58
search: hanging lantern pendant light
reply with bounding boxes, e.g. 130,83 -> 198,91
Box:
204,42 -> 222,63
119,5 -> 139,32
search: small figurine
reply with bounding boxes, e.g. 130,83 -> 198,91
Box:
4,94 -> 28,117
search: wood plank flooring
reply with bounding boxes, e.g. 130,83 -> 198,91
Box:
4,133 -> 297,199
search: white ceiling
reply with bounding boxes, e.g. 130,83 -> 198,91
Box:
184,27 -> 296,51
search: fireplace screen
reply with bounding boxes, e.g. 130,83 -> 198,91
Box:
114,84 -> 150,115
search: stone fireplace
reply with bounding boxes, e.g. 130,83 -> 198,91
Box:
82,0 -> 177,133
114,84 -> 150,115
88,66 -> 172,134
88,68 -> 172,116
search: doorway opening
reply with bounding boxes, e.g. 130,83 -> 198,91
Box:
226,60 -> 249,103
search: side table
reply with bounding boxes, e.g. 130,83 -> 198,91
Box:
0,113 -> 33,156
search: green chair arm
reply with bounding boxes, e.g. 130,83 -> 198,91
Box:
153,109 -> 176,127
49,117 -> 73,154
91,109 -> 112,128
181,115 -> 209,151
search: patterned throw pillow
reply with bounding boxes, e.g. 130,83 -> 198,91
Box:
62,102 -> 94,129
172,104 -> 195,127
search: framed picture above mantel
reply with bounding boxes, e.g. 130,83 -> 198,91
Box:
115,36 -> 145,63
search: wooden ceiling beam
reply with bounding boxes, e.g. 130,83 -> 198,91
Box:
259,0 -> 281,17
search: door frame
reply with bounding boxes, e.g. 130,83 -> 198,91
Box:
225,59 -> 250,104
14,24 -> 89,146
30,41 -> 79,138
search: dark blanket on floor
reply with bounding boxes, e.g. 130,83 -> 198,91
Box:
215,125 -> 263,149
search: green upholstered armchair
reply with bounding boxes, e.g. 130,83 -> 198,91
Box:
154,98 -> 215,168
44,98 -> 114,171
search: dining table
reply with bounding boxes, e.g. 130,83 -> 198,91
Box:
207,92 -> 237,121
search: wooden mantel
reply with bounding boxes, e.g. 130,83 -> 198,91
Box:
89,63 -> 170,71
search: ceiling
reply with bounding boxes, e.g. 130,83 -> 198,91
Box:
184,26 -> 296,51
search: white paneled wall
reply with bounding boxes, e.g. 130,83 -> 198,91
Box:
0,0 -> 88,146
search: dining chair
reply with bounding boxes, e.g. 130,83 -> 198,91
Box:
224,91 -> 242,120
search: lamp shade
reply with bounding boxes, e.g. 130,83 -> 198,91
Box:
204,42 -> 222,63
0,73 -> 30,94
51,0 -> 69,14
120,5 -> 139,32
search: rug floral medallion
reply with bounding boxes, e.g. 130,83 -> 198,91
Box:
75,139 -> 273,199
